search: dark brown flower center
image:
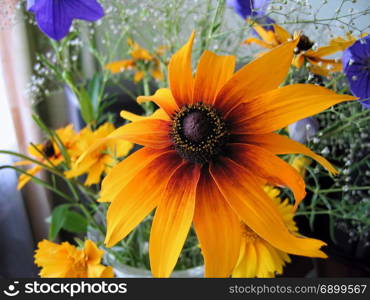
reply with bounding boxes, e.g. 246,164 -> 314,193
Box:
295,34 -> 314,54
171,103 -> 228,164
42,140 -> 55,157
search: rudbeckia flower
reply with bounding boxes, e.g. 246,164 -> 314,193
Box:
34,239 -> 114,278
227,0 -> 274,30
245,24 -> 357,76
106,38 -> 165,82
65,123 -> 133,186
232,186 -> 298,278
76,33 -> 355,277
16,124 -> 79,189
343,35 -> 370,109
27,0 -> 104,41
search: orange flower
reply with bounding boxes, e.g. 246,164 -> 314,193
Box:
245,24 -> 357,76
34,240 -> 114,278
105,38 -> 165,82
76,32 -> 356,277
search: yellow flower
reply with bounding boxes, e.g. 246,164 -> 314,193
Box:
245,24 -> 358,76
105,38 -> 166,82
65,122 -> 133,186
291,156 -> 312,178
76,32 -> 355,277
15,124 -> 79,189
232,186 -> 298,278
34,239 -> 114,278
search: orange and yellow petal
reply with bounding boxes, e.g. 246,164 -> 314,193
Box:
84,160 -> 105,185
17,165 -> 43,190
168,31 -> 195,107
87,265 -> 114,278
193,169 -> 241,277
137,88 -> 179,117
84,240 -> 104,265
244,37 -> 275,49
251,22 -> 278,45
242,133 -> 338,175
105,59 -> 135,73
193,51 -> 236,105
149,163 -> 201,277
307,57 -> 342,76
120,109 -> 170,122
134,71 -> 145,82
230,84 -> 357,135
76,119 -> 171,166
273,24 -> 292,44
228,143 -> 306,208
210,157 -> 327,258
99,147 -> 167,203
215,38 -> 299,115
105,150 -> 182,247
151,68 -> 164,81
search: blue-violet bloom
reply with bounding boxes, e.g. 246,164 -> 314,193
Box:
227,0 -> 275,30
342,35 -> 370,109
27,0 -> 104,41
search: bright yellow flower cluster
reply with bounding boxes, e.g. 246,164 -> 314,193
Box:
16,123 -> 133,188
65,123 -> 133,185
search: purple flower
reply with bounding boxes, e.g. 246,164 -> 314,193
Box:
288,117 -> 319,144
27,0 -> 104,41
227,0 -> 275,30
342,35 -> 370,109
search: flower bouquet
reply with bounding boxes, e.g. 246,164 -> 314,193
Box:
1,0 -> 369,278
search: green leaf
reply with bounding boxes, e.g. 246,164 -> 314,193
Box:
49,204 -> 71,241
63,211 -> 88,234
88,73 -> 103,120
79,87 -> 95,124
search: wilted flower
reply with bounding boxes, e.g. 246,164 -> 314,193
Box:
342,35 -> 370,109
27,0 -> 104,40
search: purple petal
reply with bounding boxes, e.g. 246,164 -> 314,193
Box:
33,0 -> 73,41
227,0 -> 275,32
227,0 -> 253,19
29,0 -> 104,41
63,0 -> 104,21
343,35 -> 370,108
